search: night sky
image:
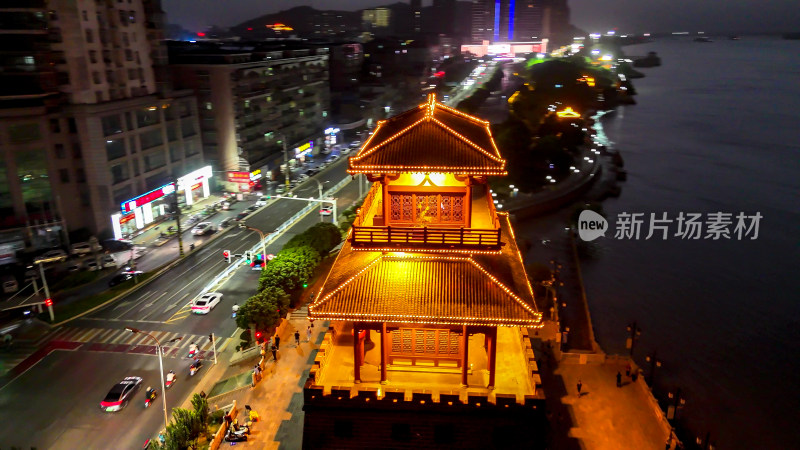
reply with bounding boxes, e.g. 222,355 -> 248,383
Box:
163,0 -> 800,34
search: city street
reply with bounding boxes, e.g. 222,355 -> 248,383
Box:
0,156 -> 365,448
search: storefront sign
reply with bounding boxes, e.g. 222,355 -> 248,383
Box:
177,165 -> 212,190
191,182 -> 202,191
249,169 -> 262,181
121,183 -> 175,214
119,213 -> 135,224
295,141 -> 313,158
227,171 -> 250,183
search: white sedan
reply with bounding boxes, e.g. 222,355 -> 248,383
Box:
320,207 -> 333,216
191,292 -> 223,314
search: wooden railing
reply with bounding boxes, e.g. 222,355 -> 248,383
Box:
351,225 -> 502,250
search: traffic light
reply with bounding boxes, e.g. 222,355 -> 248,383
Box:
245,251 -> 252,263
223,249 -> 231,263
302,282 -> 308,288
44,298 -> 53,307
266,195 -> 271,200
255,331 -> 263,342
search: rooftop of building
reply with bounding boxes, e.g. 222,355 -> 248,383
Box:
348,94 -> 507,176
309,213 -> 542,327
166,40 -> 329,65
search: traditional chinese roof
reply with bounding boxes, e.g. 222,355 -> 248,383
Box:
348,94 -> 507,176
309,213 -> 542,327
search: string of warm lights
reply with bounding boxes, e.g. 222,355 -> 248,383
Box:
349,165 -> 507,176
430,118 -> 505,163
309,254 -> 541,322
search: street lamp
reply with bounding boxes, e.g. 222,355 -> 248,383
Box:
626,321 -> 642,356
125,327 -> 182,430
239,223 -> 268,265
645,350 -> 662,387
666,387 -> 686,421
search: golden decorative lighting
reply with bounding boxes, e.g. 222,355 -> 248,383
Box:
556,107 -> 581,118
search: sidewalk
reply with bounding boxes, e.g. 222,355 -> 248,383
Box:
535,341 -> 673,450
129,193 -> 226,248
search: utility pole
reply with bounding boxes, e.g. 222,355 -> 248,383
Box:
282,135 -> 291,193
645,350 -> 662,387
173,180 -> 184,257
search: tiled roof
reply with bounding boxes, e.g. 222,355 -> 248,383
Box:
309,214 -> 542,327
348,94 -> 507,175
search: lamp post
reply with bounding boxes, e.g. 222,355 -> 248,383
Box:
31,257 -> 60,322
239,223 -> 268,264
125,327 -> 182,430
645,350 -> 662,387
626,321 -> 642,357
171,179 -> 184,258
666,387 -> 686,420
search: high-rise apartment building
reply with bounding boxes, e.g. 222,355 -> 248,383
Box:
470,0 -> 550,44
169,41 -> 330,183
0,0 -> 204,250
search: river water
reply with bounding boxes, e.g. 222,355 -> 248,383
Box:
565,37 -> 798,448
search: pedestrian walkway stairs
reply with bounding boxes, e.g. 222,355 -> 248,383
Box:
287,306 -> 308,321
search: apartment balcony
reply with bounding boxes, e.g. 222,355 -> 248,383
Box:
349,184 -> 502,251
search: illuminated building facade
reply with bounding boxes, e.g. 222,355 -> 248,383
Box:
169,41 -> 330,179
303,95 -> 546,448
0,0 -> 203,243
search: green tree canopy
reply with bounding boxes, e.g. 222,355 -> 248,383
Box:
236,287 -> 289,331
258,245 -> 320,293
283,222 -> 342,256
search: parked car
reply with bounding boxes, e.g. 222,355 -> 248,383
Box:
297,174 -> 309,183
275,185 -> 286,194
35,249 -> 68,264
101,255 -> 117,269
85,260 -> 101,271
255,197 -> 268,207
2,275 -> 18,294
191,222 -> 216,236
320,207 -> 333,216
327,155 -> 340,163
349,140 -> 361,148
235,211 -> 250,221
71,241 -> 101,255
246,205 -> 258,213
66,262 -> 81,272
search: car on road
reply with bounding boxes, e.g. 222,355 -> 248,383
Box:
255,197 -> 268,207
100,376 -> 142,412
246,205 -> 259,213
191,292 -> 223,314
235,211 -> 250,221
219,217 -> 234,228
35,249 -> 68,264
320,207 -> 333,216
108,271 -> 142,287
349,140 -> 361,148
191,222 -> 216,235
340,147 -> 352,154
327,155 -> 340,163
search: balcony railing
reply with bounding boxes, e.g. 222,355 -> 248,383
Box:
351,225 -> 502,251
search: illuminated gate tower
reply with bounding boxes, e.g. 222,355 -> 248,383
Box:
304,94 -> 545,449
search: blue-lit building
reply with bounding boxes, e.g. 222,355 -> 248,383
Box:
471,0 -> 568,45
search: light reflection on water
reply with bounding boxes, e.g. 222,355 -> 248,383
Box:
532,37 -> 799,449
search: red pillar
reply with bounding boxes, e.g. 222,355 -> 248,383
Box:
461,325 -> 469,387
353,323 -> 361,384
487,327 -> 497,389
380,322 -> 387,384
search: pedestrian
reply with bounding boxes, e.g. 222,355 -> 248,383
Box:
224,412 -> 232,429
306,325 -> 312,342
631,369 -> 639,382
200,390 -> 206,398
274,335 -> 280,350
625,363 -> 632,377
616,371 -> 622,387
577,379 -> 582,396
271,343 -> 278,361
294,330 -> 300,346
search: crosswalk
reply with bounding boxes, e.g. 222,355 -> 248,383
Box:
47,326 -> 230,360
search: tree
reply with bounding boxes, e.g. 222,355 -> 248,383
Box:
236,287 -> 289,332
283,222 -> 342,256
164,407 -> 200,450
258,245 -> 320,293
191,393 -> 210,438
